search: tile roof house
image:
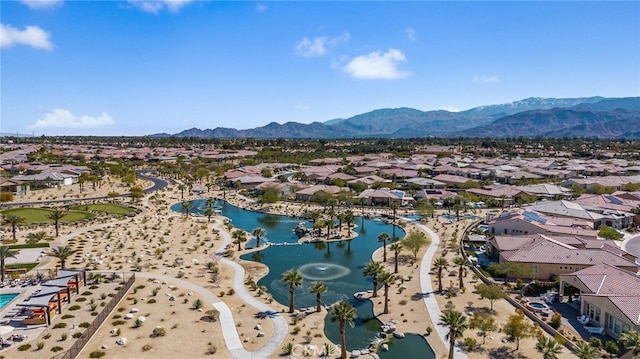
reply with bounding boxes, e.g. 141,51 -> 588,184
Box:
488,234 -> 638,281
559,263 -> 640,339
486,209 -> 598,239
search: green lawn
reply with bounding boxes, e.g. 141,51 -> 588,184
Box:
6,262 -> 39,271
69,203 -> 137,216
1,208 -> 95,225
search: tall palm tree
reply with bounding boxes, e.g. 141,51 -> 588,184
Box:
182,201 -> 193,218
377,233 -> 390,263
453,257 -> 467,289
573,341 -> 599,359
48,246 -> 77,269
252,227 -> 266,247
2,214 -> 25,241
452,204 -> 462,221
232,230 -> 247,251
379,269 -> 397,314
0,246 -> 19,282
205,197 -> 216,208
329,300 -> 357,359
535,336 -> 563,359
343,210 -> 355,236
46,209 -> 67,237
389,241 -> 403,273
620,330 -> 640,356
178,184 -> 186,199
362,261 -> 384,297
433,256 -> 449,292
308,281 -> 328,312
204,208 -> 214,222
281,270 -> 303,313
439,310 -> 468,359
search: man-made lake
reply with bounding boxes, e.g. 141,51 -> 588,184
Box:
172,200 -> 433,356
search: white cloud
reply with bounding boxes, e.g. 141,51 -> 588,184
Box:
255,3 -> 266,13
405,28 -> 417,41
471,75 -> 501,84
295,32 -> 349,57
0,24 -> 53,50
342,49 -> 411,80
29,109 -> 115,129
20,0 -> 62,9
128,0 -> 195,14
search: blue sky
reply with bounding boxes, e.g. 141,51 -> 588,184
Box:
1,0 -> 639,136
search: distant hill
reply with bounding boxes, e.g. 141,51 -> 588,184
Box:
148,96 -> 640,139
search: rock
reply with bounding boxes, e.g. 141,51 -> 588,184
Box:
393,332 -> 405,338
116,337 -> 127,346
124,313 -> 133,320
257,332 -> 264,337
381,344 -> 389,351
130,308 -> 139,313
138,316 -> 146,322
254,324 -> 262,330
101,344 -> 108,350
350,350 -> 361,357
169,295 -> 176,301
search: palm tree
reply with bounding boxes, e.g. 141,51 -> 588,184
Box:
377,232 -> 390,263
182,201 -> 193,218
379,269 -> 397,314
308,281 -> 328,312
453,257 -> 467,289
620,330 -> 640,356
433,256 -> 449,292
205,197 -> 216,208
46,209 -> 67,237
281,270 -> 303,313
204,208 -> 214,222
343,210 -> 355,236
0,246 -> 19,282
535,336 -> 563,359
178,184 -> 186,199
439,310 -> 468,359
573,341 -> 599,359
452,204 -> 462,221
362,261 -> 384,297
252,227 -> 266,247
389,241 -> 403,273
48,246 -> 77,269
2,214 -> 25,241
329,301 -> 357,359
232,230 -> 247,251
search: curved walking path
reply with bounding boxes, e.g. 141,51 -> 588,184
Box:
415,222 -> 469,359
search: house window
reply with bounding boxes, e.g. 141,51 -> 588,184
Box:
586,302 -> 600,322
533,265 -> 538,275
608,315 -> 623,336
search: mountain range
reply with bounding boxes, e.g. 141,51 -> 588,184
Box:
149,96 -> 640,139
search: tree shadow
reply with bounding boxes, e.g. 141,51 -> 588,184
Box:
487,346 -> 529,359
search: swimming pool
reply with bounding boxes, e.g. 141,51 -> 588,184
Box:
0,293 -> 19,309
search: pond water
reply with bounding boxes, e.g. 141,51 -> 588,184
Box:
171,200 -> 435,354
441,214 -> 480,221
378,333 -> 436,359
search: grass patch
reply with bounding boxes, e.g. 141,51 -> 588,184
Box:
5,262 -> 39,271
0,208 -> 95,225
8,243 -> 50,249
70,204 -> 137,216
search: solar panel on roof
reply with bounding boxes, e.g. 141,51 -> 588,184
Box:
605,195 -> 624,205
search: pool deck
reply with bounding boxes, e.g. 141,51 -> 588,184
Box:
0,285 -> 47,347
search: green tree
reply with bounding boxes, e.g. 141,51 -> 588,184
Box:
597,225 -> 623,240
232,229 -> 247,251
568,183 -> 586,197
439,310 -> 468,359
433,256 -> 449,292
329,301 -> 357,359
377,232 -> 390,263
0,246 -> 19,282
488,261 -> 534,283
204,208 -> 214,222
260,186 -> 280,203
252,227 -> 266,247
379,269 -> 397,314
2,214 -> 25,241
308,281 -> 328,313
362,261 -> 384,297
475,283 -> 504,311
619,330 -> 640,356
129,185 -> 144,202
469,312 -> 497,345
536,336 -> 563,359
182,201 -> 193,218
403,230 -> 429,260
389,241 -> 403,274
453,257 -> 467,289
281,270 -> 303,313
452,204 -> 463,221
0,192 -> 14,203
47,246 -> 77,269
502,309 -> 537,350
573,341 -> 599,359
46,209 -> 67,237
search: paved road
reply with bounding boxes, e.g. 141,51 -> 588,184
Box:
622,233 -> 640,263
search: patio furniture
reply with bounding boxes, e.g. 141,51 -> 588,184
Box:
584,326 -> 605,335
578,315 -> 590,325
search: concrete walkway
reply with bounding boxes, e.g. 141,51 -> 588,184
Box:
415,222 -> 469,359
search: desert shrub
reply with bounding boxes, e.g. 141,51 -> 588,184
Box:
152,326 -> 166,337
73,332 -> 83,338
53,323 -> 67,329
464,337 -> 477,350
61,314 -> 75,319
69,305 -> 81,311
36,341 -> 45,350
79,322 -> 91,328
76,297 -> 87,302
51,346 -> 64,352
112,320 -> 126,326
142,344 -> 153,352
147,298 -> 156,304
550,312 -> 562,329
89,351 -> 106,358
60,333 -> 68,341
17,344 -> 31,351
604,341 -> 619,356
82,291 -> 93,296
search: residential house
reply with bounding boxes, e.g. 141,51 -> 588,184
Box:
486,209 -> 598,239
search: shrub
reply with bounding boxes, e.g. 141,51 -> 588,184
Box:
51,346 -> 64,352
152,326 -> 166,337
43,333 -> 51,340
193,299 -> 203,310
60,333 -> 68,341
69,305 -> 81,311
82,291 -> 93,296
142,344 -> 153,352
550,312 -> 562,329
89,351 -> 106,358
61,314 -> 75,319
464,337 -> 477,350
72,332 -> 83,338
399,299 -> 408,306
604,341 -> 619,356
426,326 -> 433,336
147,298 -> 157,304
227,288 -> 235,296
76,297 -> 87,302
36,341 -> 45,350
79,322 -> 91,328
112,320 -> 126,326
589,337 -> 603,350
53,323 -> 67,329
17,344 -> 31,351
